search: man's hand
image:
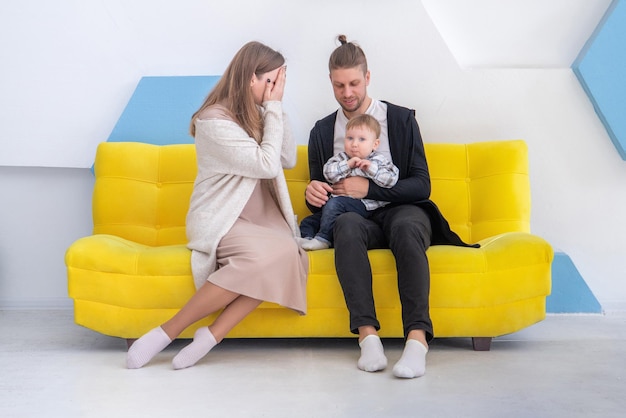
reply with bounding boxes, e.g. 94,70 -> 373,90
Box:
332,176 -> 369,199
305,180 -> 333,208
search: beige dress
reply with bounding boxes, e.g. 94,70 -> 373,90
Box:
207,179 -> 308,315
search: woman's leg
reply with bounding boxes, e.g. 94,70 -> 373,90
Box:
209,295 -> 262,342
160,281 -> 240,339
172,295 -> 261,369
127,281 -> 241,369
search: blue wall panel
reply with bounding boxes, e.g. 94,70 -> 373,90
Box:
573,0 -> 626,160
547,252 -> 602,314
107,76 -> 220,145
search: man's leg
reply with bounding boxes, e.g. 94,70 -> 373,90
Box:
333,212 -> 387,371
375,204 -> 433,340
374,204 -> 433,378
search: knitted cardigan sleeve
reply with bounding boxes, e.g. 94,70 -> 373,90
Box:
187,101 -> 299,288
194,101 -> 286,179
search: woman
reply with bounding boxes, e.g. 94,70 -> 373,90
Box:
127,41 -> 308,369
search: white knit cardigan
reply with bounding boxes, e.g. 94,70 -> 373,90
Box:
186,101 -> 298,289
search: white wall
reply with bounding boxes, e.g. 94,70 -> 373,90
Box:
0,167 -> 93,308
1,0 -> 625,311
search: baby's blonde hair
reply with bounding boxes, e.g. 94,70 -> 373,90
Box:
346,114 -> 381,138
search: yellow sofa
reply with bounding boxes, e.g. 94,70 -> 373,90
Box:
66,140 -> 553,350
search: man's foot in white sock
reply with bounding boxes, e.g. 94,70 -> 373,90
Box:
357,334 -> 387,372
172,327 -> 218,370
126,327 -> 172,369
301,237 -> 330,251
393,339 -> 428,378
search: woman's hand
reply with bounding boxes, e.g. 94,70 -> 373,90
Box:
263,66 -> 287,102
305,180 -> 333,208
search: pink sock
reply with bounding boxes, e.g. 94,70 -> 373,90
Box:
172,327 -> 218,370
126,327 -> 172,369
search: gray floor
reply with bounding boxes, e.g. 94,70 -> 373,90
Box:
1,310 -> 625,418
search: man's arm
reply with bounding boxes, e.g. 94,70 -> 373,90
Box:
305,118 -> 335,211
366,106 -> 431,203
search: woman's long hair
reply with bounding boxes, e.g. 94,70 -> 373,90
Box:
190,41 -> 285,142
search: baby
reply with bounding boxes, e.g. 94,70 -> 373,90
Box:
299,114 -> 399,250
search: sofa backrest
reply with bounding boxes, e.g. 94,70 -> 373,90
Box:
93,142 -> 196,246
92,140 -> 530,246
425,140 -> 530,243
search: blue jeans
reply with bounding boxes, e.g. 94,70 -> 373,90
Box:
299,211 -> 321,239
302,196 -> 368,245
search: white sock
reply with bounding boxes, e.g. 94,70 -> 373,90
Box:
301,237 -> 330,251
172,327 -> 218,370
393,339 -> 428,378
357,335 -> 387,372
126,327 -> 172,369
296,237 -> 312,247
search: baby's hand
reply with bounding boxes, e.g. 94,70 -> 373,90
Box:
347,157 -> 361,168
356,159 -> 371,171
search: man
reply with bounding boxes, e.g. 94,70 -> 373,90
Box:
303,35 -> 476,378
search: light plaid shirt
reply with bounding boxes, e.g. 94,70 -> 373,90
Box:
323,150 -> 399,210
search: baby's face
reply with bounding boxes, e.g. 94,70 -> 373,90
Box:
344,126 -> 379,159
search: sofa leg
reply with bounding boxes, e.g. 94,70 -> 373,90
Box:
472,337 -> 492,351
126,338 -> 137,349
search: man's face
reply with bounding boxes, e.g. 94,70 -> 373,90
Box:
329,67 -> 370,116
